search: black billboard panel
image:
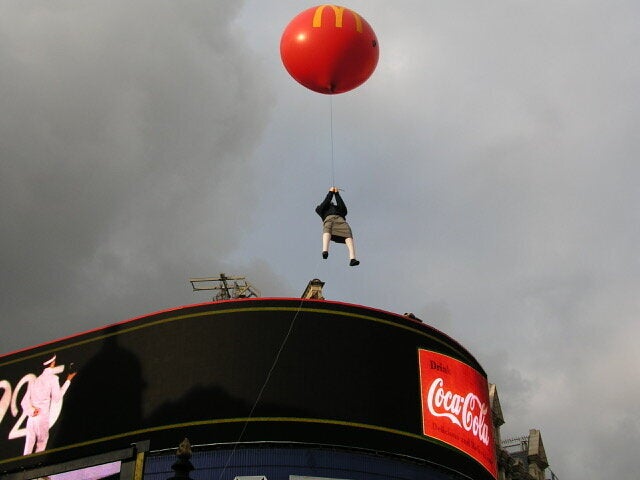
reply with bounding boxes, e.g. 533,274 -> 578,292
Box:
0,298 -> 496,479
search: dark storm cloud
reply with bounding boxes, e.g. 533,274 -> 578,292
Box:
0,1 -> 275,352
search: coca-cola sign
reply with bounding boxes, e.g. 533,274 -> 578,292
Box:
418,349 -> 497,479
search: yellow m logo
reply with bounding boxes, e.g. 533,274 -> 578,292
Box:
312,5 -> 363,33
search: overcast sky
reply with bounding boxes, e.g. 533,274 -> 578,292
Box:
1,1 -> 639,478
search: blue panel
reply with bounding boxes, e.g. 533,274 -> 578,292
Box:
143,446 -> 466,480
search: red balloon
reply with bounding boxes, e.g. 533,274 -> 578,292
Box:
280,5 -> 379,94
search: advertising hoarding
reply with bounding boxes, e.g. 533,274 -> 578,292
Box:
1,298 -> 496,479
418,349 -> 497,478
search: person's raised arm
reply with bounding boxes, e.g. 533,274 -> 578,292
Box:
315,189 -> 335,217
334,191 -> 347,217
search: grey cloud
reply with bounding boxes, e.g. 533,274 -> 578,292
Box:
0,1 -> 276,352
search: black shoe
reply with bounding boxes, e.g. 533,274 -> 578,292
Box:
349,259 -> 360,266
322,251 -> 328,259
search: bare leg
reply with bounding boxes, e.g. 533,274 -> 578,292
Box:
345,238 -> 358,265
322,233 -> 331,258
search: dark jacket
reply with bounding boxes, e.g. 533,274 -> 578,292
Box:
315,191 -> 347,220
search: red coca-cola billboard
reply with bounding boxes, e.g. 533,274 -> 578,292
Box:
418,349 -> 498,479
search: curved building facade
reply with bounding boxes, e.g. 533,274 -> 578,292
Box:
0,298 -> 497,479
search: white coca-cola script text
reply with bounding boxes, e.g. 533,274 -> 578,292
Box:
426,377 -> 490,445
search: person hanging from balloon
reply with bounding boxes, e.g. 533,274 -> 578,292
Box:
316,187 -> 359,266
281,5 -> 378,267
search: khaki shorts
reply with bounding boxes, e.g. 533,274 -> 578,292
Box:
323,215 -> 353,243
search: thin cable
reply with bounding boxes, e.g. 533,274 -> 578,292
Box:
330,94 -> 335,187
215,312 -> 298,479
216,259 -> 322,479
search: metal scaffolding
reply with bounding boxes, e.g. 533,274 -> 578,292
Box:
189,273 -> 260,301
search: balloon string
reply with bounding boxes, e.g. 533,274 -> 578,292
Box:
330,94 -> 335,187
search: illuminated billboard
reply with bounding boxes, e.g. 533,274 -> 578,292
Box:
0,298 -> 496,479
418,349 -> 497,478
46,461 -> 120,480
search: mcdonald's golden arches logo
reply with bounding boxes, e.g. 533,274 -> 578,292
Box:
312,5 -> 363,33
